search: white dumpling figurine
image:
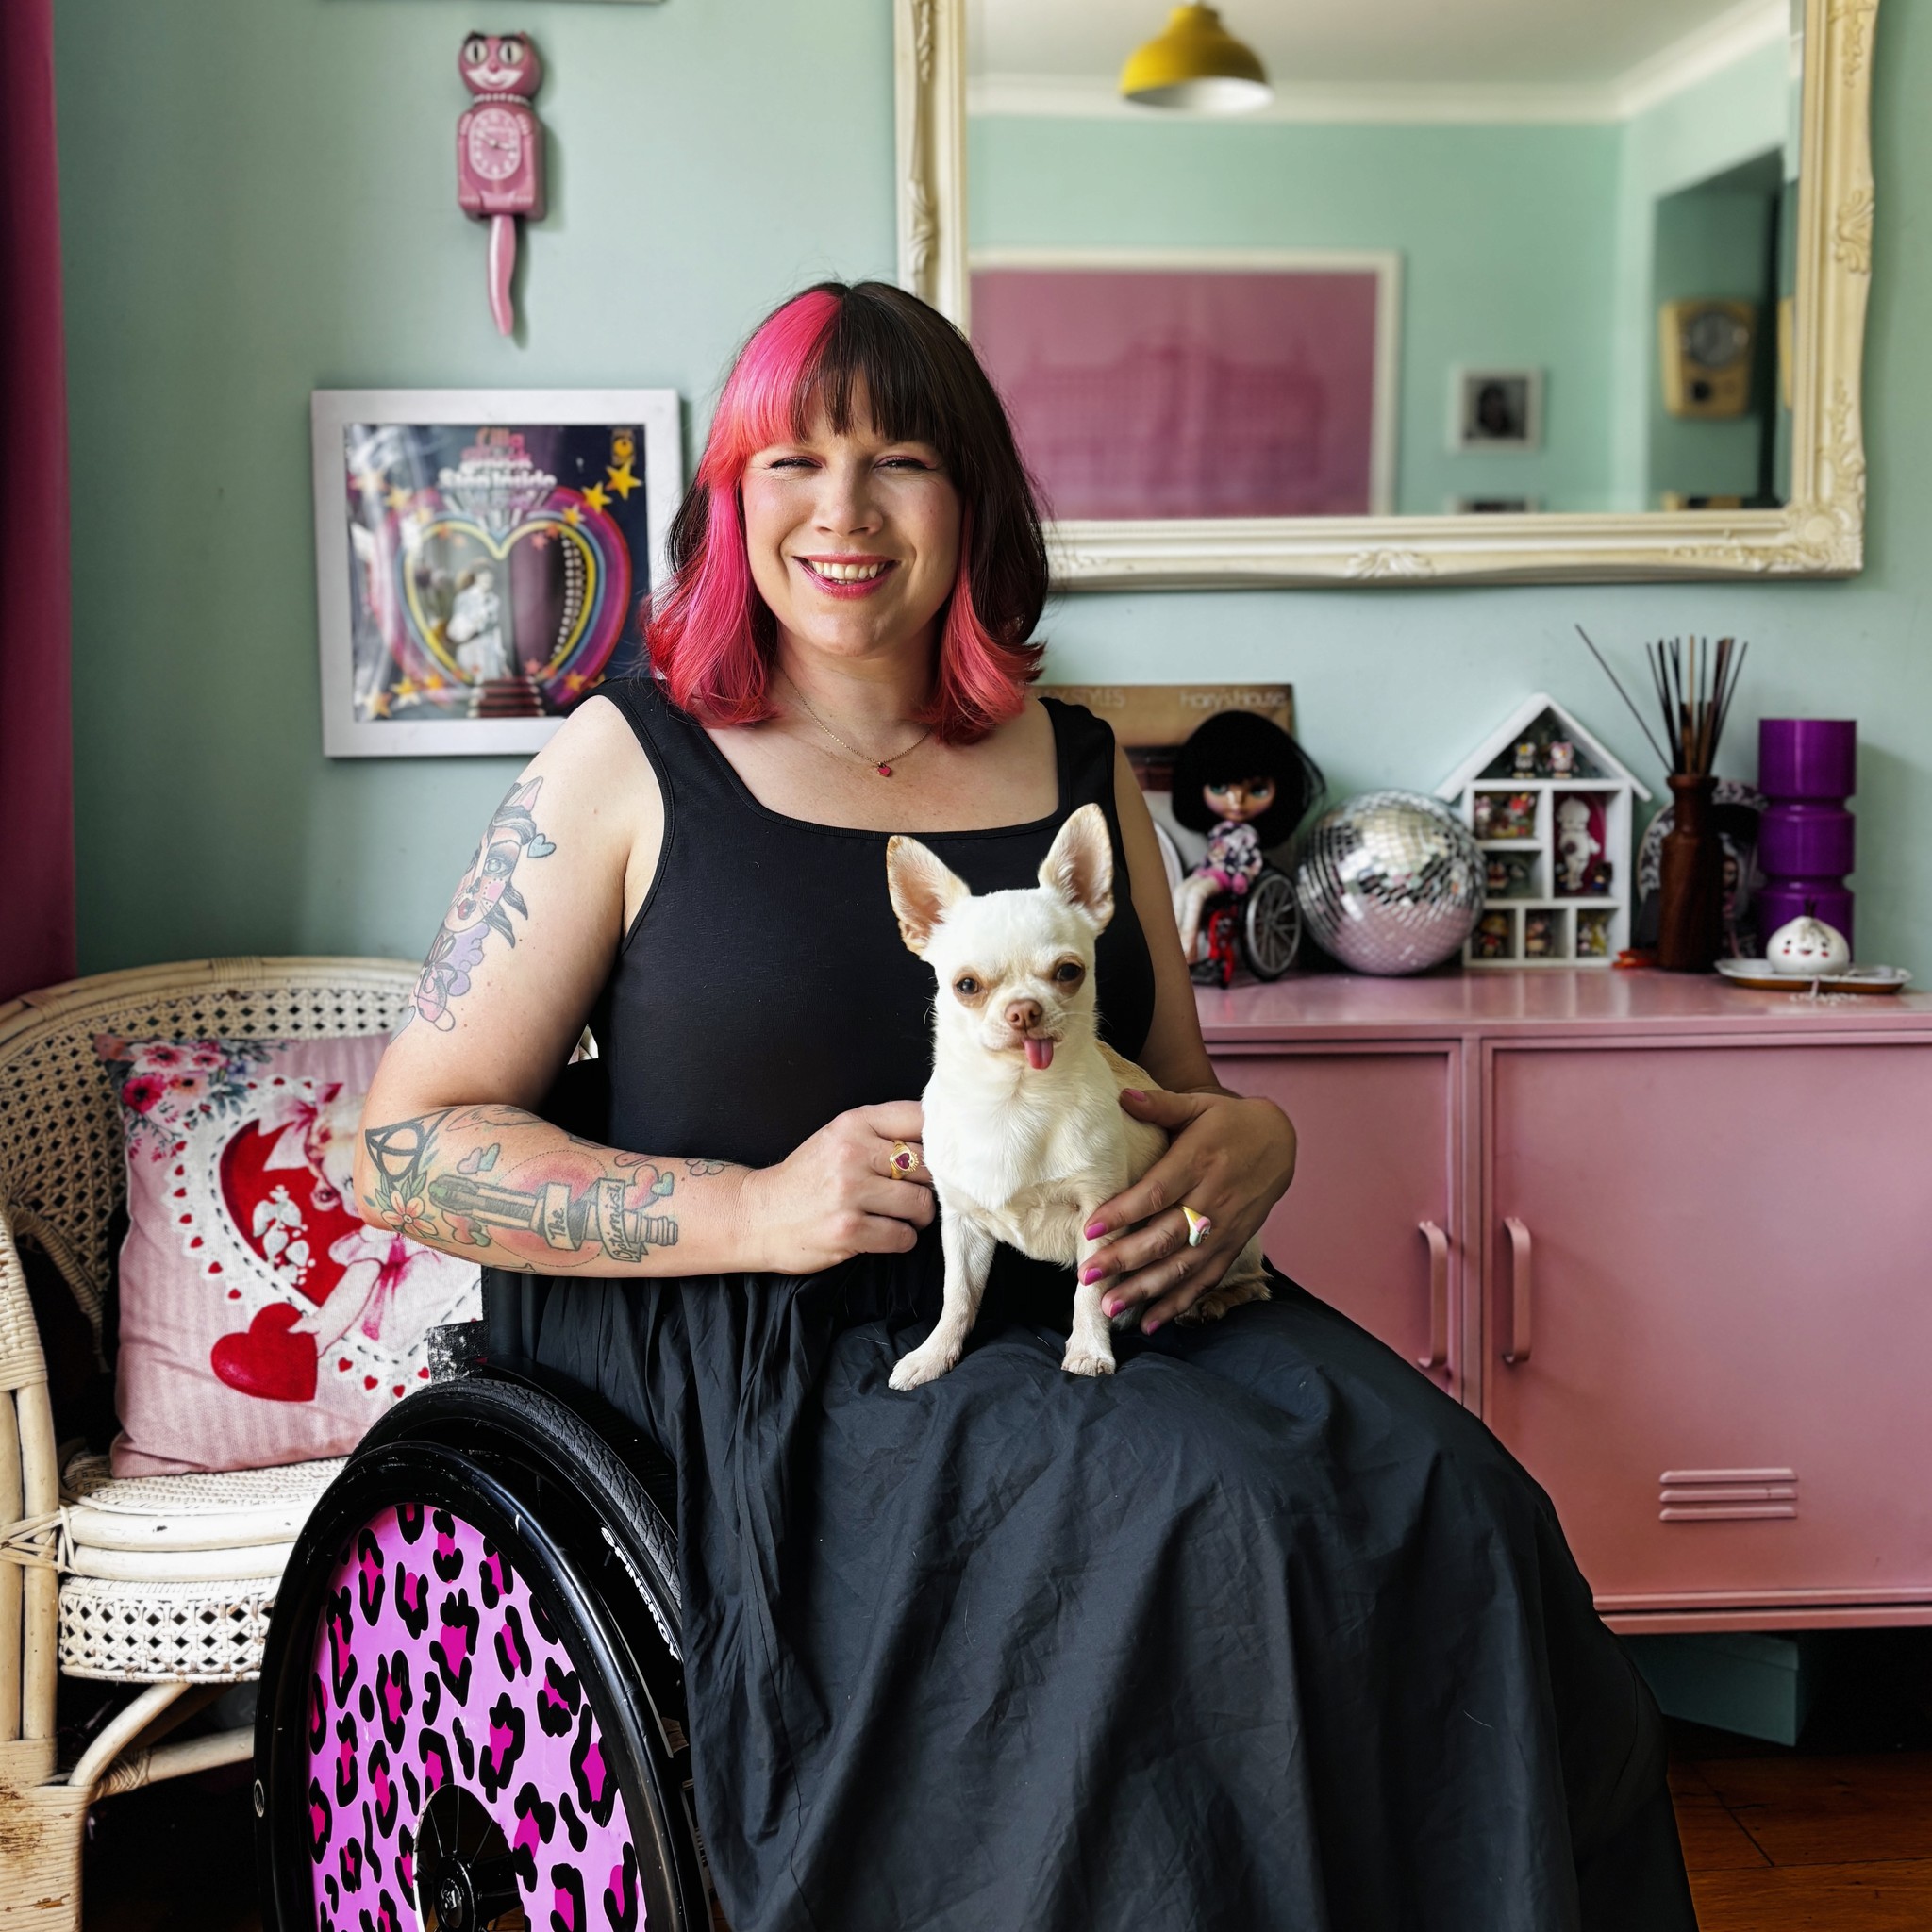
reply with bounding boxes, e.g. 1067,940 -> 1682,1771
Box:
1765,907 -> 1852,975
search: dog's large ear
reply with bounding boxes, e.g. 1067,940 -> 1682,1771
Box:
886,836 -> 971,956
1038,803 -> 1114,930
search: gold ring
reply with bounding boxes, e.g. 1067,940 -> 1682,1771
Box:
1182,1205 -> 1212,1248
889,1141 -> 922,1177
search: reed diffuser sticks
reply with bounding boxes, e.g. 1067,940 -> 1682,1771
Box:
1575,625 -> 1747,778
1576,625 -> 1750,972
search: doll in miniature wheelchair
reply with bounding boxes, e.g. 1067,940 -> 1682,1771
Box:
1164,709 -> 1323,990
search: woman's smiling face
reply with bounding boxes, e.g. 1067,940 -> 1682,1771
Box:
741,394 -> 962,663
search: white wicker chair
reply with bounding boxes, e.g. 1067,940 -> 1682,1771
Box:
0,957 -> 416,1928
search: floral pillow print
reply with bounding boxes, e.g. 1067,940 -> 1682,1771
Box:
96,1033 -> 480,1477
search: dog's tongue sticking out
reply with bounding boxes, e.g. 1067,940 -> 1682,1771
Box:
1025,1038 -> 1055,1071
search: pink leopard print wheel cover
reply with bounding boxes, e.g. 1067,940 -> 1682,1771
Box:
307,1502 -> 641,1932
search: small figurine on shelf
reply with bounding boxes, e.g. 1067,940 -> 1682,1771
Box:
1472,911 -> 1514,960
1547,739 -> 1576,777
1513,740 -> 1538,776
1524,910 -> 1555,958
1170,710 -> 1324,965
1473,791 -> 1538,841
1556,795 -> 1602,893
1485,850 -> 1538,898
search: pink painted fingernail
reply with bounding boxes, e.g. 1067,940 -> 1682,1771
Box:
1142,1317 -> 1162,1335
1121,1090 -> 1146,1102
1084,1220 -> 1107,1240
1102,1295 -> 1122,1318
1080,1264 -> 1106,1286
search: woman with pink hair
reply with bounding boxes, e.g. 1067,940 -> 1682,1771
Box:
356,282 -> 1692,1931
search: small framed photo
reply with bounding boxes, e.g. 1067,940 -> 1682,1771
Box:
312,389 -> 681,757
1451,368 -> 1542,453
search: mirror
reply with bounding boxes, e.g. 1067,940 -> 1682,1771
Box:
894,0 -> 1876,584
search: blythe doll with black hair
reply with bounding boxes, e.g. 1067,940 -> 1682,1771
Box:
1170,710 -> 1324,963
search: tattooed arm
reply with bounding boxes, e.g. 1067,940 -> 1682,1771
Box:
356,698 -> 934,1277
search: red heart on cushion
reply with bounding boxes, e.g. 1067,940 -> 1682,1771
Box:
210,1304 -> 318,1403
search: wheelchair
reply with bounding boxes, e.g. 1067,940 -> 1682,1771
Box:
1190,865 -> 1302,989
253,1071 -> 717,1932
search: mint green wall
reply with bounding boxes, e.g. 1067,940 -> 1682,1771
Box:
1609,36 -> 1790,503
58,1 -> 1932,979
971,116 -> 1621,514
54,0 -> 895,974
1648,180 -> 1779,504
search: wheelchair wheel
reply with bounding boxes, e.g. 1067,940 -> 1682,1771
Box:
1240,870 -> 1302,980
254,1374 -> 710,1932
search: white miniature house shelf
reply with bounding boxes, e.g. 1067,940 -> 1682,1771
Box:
1438,693 -> 1651,969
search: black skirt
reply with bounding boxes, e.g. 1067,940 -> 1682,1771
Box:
536,1244 -> 1697,1932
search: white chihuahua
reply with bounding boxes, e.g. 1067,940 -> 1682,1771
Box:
885,802 -> 1267,1388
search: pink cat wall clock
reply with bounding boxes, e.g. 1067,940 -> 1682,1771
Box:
457,32 -> 546,335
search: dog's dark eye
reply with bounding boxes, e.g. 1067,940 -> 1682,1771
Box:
955,975 -> 979,996
1053,961 -> 1084,984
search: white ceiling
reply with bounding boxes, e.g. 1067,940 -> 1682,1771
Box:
970,0 -> 1789,102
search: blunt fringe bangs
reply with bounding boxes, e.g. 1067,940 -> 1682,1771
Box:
644,281 -> 1050,742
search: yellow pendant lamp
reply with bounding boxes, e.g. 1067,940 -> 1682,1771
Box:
1120,4 -> 1273,113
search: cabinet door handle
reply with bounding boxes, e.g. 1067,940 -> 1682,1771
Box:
1503,1216 -> 1533,1365
1417,1221 -> 1449,1370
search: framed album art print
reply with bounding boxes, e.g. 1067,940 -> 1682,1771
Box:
312,389 -> 681,757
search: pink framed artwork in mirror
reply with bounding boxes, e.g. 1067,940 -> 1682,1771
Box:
969,251 -> 1399,520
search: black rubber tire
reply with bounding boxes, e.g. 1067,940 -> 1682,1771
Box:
254,1373 -> 708,1932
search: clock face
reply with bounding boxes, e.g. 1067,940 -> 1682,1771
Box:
467,108 -> 523,182
1684,308 -> 1751,370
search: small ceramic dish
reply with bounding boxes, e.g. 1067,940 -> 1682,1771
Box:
1716,958 -> 1912,994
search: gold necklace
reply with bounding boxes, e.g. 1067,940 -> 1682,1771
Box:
785,678 -> 933,778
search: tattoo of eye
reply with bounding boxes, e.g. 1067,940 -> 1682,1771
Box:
408,778 -> 558,1031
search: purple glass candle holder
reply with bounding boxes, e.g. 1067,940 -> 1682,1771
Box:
1757,718 -> 1856,950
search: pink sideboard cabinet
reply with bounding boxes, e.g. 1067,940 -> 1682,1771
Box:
1200,970 -> 1932,1637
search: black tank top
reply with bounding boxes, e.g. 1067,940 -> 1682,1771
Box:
590,678 -> 1158,1168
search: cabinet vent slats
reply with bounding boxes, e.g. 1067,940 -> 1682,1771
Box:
1659,1469 -> 1799,1523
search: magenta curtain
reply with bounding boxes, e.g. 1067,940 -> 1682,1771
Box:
0,0 -> 76,1000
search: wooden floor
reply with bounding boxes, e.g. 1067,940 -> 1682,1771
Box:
1673,1744 -> 1932,1930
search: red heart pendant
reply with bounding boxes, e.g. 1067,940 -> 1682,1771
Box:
209,1303 -> 318,1404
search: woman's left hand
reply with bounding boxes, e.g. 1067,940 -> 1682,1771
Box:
1081,1089 -> 1297,1334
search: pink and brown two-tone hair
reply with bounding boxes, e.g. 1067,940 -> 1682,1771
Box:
645,281 -> 1050,744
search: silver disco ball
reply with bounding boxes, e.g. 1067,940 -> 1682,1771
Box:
1293,790 -> 1484,975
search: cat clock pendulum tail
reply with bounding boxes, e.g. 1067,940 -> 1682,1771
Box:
456,31 -> 546,336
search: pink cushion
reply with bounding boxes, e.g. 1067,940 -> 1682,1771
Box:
97,1033 -> 481,1477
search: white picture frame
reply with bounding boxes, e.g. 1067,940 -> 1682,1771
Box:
312,388 -> 681,758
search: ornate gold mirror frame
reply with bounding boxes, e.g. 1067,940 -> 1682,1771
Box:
894,0 -> 1875,588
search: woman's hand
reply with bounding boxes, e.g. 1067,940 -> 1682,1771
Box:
735,1102 -> 935,1275
1081,1089 -> 1295,1334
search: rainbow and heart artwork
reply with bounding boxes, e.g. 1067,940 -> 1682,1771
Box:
341,421 -> 654,725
